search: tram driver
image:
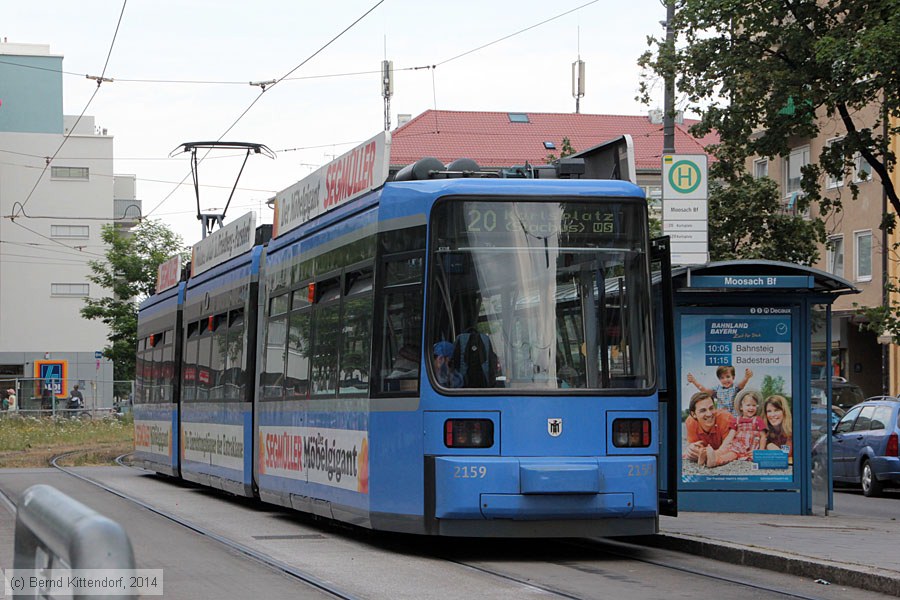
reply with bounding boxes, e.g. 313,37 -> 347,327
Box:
432,341 -> 463,388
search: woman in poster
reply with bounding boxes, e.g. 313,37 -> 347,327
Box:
764,394 -> 793,462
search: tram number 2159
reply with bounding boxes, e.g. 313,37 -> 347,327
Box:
627,463 -> 654,477
454,465 -> 488,478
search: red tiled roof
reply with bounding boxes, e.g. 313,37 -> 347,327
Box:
390,110 -> 718,171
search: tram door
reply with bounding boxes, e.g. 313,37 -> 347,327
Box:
651,237 -> 678,516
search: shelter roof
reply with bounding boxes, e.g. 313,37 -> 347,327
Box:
675,260 -> 858,295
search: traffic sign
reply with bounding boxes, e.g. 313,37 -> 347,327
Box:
662,154 -> 708,199
94,351 -> 103,360
662,153 -> 709,266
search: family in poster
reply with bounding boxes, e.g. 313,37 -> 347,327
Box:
680,311 -> 794,483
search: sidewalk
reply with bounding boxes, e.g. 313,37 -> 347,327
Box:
630,510 -> 900,596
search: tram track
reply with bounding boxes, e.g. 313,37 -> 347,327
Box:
558,538 -> 833,600
422,535 -> 850,600
46,452 -> 364,600
39,454 -> 633,600
38,454 -> 874,600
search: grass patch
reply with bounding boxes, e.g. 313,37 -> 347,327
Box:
0,414 -> 133,468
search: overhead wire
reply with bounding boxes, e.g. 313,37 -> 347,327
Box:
7,1 -> 601,228
11,0 -> 128,220
8,219 -> 107,258
0,239 -> 107,258
0,142 -> 360,161
436,0 -> 601,66
0,58 -> 429,87
0,155 -> 276,193
143,0 -> 386,219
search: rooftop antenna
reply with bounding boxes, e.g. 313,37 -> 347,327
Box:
572,27 -> 585,114
169,141 -> 275,239
382,38 -> 394,131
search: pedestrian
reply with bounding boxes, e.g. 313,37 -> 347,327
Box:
41,385 -> 54,412
69,384 -> 84,409
7,388 -> 16,412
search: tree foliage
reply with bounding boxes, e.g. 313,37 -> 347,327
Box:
639,0 -> 900,223
761,374 -> 787,401
707,174 -> 824,264
546,137 -> 576,163
81,220 -> 186,385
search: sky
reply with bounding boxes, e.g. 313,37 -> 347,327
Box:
4,0 -> 673,247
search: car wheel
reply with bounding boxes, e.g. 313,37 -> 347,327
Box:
861,460 -> 884,497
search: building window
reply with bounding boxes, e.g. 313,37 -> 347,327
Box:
826,235 -> 844,278
825,138 -> 844,189
641,185 -> 662,210
51,225 -> 90,238
784,145 -> 810,196
854,230 -> 872,282
507,113 -> 530,123
853,153 -> 872,183
753,158 -> 768,179
50,166 -> 89,180
51,283 -> 90,297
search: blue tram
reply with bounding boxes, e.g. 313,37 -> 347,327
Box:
133,271 -> 183,476
178,213 -> 268,496
135,131 -> 677,537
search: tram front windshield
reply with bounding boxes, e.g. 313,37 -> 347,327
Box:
429,198 -> 654,392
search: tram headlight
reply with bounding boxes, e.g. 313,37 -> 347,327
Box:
612,418 -> 651,448
444,419 -> 494,448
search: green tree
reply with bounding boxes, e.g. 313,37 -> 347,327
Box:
760,374 -> 786,401
638,0 -> 900,223
81,220 -> 186,389
546,137 -> 576,163
707,174 -> 824,264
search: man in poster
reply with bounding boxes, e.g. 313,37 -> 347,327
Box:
682,392 -> 735,464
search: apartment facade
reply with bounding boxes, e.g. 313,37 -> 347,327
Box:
0,42 -> 134,408
750,104 -> 891,397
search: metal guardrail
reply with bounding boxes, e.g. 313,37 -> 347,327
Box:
13,484 -> 135,599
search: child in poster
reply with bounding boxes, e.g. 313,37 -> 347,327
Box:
686,366 -> 753,415
701,390 -> 767,468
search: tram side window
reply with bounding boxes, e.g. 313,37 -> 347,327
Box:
134,339 -> 144,404
210,313 -> 228,400
339,271 -> 373,396
183,322 -> 199,401
311,278 -> 341,397
152,335 -> 164,402
161,338 -> 173,402
377,254 -> 424,394
262,294 -> 289,399
197,318 -> 212,400
225,309 -> 246,401
286,289 -> 311,400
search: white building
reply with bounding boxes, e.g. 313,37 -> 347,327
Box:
0,42 -> 136,409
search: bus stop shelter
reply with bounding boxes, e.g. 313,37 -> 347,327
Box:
669,260 -> 857,515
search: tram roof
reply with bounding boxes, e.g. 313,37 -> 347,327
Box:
383,176 -> 646,197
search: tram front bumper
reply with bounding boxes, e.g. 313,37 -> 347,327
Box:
432,456 -> 657,520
